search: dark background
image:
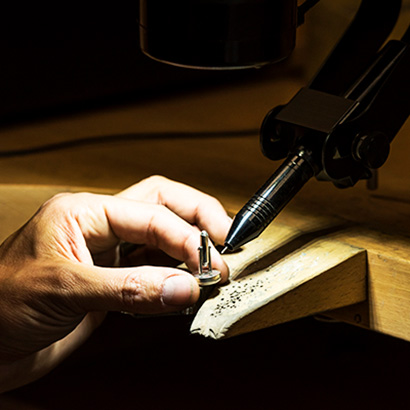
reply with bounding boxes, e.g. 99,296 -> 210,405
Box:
0,2 -> 253,123
3,313 -> 410,410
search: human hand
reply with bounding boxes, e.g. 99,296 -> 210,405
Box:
0,176 -> 231,392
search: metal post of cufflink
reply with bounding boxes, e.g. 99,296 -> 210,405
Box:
196,230 -> 221,286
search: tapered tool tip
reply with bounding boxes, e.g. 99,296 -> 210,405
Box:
221,246 -> 228,255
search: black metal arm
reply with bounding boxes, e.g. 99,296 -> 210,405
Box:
138,0 -> 410,250
225,0 -> 410,251
260,0 -> 409,189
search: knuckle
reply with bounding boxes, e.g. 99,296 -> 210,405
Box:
144,206 -> 162,247
43,192 -> 94,209
144,204 -> 174,246
120,270 -> 161,312
125,175 -> 170,204
143,175 -> 168,185
138,175 -> 169,194
39,192 -> 72,213
37,192 -> 99,226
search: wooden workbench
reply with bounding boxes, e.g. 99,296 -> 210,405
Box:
1,2 -> 410,408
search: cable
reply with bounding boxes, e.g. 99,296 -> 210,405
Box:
0,128 -> 259,158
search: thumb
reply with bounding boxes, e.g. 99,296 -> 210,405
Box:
66,262 -> 201,315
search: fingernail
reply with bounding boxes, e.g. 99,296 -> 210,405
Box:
162,276 -> 194,306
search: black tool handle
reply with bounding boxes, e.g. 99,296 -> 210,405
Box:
224,147 -> 316,251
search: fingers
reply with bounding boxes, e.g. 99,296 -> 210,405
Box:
65,262 -> 200,314
47,192 -> 228,281
34,177 -> 231,281
100,197 -> 229,281
116,176 -> 232,245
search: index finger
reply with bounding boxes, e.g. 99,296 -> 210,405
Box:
116,176 -> 232,245
61,194 -> 230,283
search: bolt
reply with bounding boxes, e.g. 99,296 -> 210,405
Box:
352,132 -> 390,169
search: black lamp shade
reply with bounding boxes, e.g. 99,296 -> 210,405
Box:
139,0 -> 297,70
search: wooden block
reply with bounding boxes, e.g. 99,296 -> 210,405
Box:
191,237 -> 366,339
326,227 -> 410,341
222,212 -> 347,281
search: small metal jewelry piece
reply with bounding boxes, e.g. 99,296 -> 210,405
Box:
196,230 -> 221,286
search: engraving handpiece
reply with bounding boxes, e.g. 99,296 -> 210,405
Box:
223,148 -> 316,252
